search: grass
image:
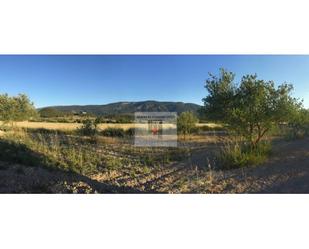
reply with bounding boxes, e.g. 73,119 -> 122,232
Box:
0,128 -> 187,177
0,121 -> 214,131
0,121 -> 281,193
218,141 -> 272,170
1,130 -> 102,175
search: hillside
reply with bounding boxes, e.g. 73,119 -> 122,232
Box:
42,101 -> 202,116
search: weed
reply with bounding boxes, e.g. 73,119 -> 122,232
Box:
218,141 -> 272,170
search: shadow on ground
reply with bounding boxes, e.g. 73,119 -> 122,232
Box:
258,172 -> 309,194
0,139 -> 142,193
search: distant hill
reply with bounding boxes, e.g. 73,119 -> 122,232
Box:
42,101 -> 202,116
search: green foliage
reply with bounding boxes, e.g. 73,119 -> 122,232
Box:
78,119 -> 99,136
197,124 -> 227,133
100,127 -> 135,137
286,108 -> 309,139
218,141 -> 272,170
1,131 -> 101,175
101,127 -> 125,137
39,107 -> 64,118
202,69 -> 237,122
0,93 -> 37,123
203,69 -> 302,146
126,128 -> 135,137
177,111 -> 198,138
94,116 -> 106,123
103,156 -> 123,170
2,129 -> 186,174
114,115 -> 134,123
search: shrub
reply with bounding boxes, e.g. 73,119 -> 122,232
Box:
286,109 -> 309,139
218,141 -> 272,170
104,156 -> 123,170
125,128 -> 135,137
78,119 -> 98,136
177,111 -> 198,139
101,128 -> 125,137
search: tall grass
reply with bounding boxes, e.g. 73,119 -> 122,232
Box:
218,141 -> 272,170
1,129 -> 187,177
1,130 -> 102,175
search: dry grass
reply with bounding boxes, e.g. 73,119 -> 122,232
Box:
196,123 -> 222,128
1,121 -> 219,131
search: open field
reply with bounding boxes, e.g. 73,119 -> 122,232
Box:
1,123 -> 308,193
0,126 -> 225,193
0,121 -> 221,131
1,115 -> 309,194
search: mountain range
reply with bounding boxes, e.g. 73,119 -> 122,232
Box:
43,101 -> 202,116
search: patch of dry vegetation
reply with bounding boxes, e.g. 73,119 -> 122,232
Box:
0,121 -> 218,131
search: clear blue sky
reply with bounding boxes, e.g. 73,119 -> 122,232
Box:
0,55 -> 308,108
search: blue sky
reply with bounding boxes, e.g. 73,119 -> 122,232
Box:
0,55 -> 308,108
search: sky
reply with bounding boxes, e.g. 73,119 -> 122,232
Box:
0,55 -> 308,108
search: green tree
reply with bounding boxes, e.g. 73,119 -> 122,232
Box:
202,69 -> 302,147
0,94 -> 37,125
288,108 -> 309,138
177,111 -> 198,139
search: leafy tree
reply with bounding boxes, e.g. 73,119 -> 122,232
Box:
177,111 -> 198,139
0,94 -> 37,125
201,69 -> 236,122
202,69 -> 302,147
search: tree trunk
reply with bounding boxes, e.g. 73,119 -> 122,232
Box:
253,128 -> 269,147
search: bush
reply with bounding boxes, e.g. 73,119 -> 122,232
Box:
177,111 -> 198,139
101,128 -> 125,137
286,109 -> 309,140
125,128 -> 135,137
77,119 -> 98,136
218,141 -> 272,170
101,127 -> 135,137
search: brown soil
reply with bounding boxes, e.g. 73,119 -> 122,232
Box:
1,137 -> 309,193
203,138 -> 309,193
